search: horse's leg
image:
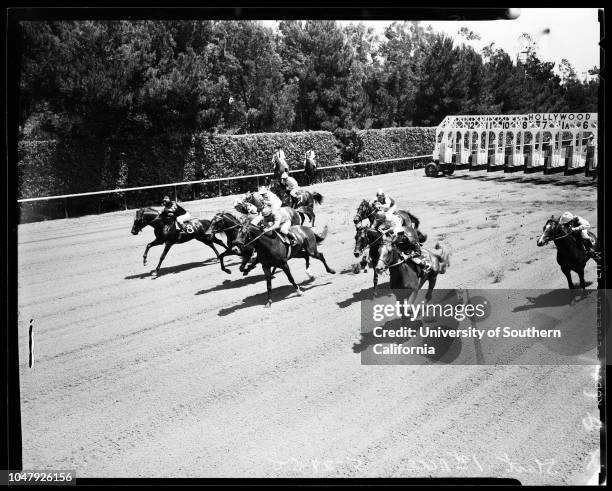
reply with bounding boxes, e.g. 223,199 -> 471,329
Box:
262,264 -> 274,308
202,238 -> 231,274
311,250 -> 336,274
577,267 -> 587,290
143,237 -> 164,266
214,245 -> 231,274
279,263 -> 303,296
561,266 -> 574,289
424,274 -> 437,302
241,250 -> 254,272
242,250 -> 260,275
244,256 -> 260,276
371,251 -> 378,296
303,253 -> 314,279
154,243 -> 173,275
212,236 -> 229,251
372,269 -> 379,297
407,288 -> 420,305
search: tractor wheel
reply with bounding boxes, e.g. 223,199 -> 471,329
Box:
425,162 -> 439,177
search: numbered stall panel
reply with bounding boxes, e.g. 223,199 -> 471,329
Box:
431,113 -> 597,178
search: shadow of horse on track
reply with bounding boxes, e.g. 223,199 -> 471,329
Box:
512,288 -> 594,313
217,278 -> 329,317
124,258 -> 223,279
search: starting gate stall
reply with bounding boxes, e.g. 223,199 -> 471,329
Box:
488,131 -> 506,172
429,113 -> 597,177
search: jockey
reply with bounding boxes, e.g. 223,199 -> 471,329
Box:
233,196 -> 258,218
272,145 -> 288,179
161,196 -> 190,231
304,149 -> 316,166
280,172 -> 304,206
257,186 -> 283,212
374,210 -> 431,276
373,210 -> 403,236
393,229 -> 432,276
559,211 -> 596,256
240,190 -> 266,213
252,206 -> 298,246
370,189 -> 397,214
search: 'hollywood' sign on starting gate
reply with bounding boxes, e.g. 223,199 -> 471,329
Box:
434,113 -> 597,176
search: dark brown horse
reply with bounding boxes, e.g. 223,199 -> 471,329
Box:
353,226 -> 386,296
353,199 -> 427,244
536,215 -> 599,290
232,222 -> 336,307
375,232 -> 449,304
203,212 -> 257,275
304,157 -> 317,185
269,180 -> 321,225
131,207 -> 230,276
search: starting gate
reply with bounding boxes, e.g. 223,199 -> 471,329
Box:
430,113 -> 597,177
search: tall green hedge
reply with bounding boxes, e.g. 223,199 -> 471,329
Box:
186,131 -> 340,181
17,127 -> 435,221
358,127 -> 435,162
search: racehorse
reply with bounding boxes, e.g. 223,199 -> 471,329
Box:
304,157 -> 317,185
354,226 -> 386,296
375,228 -> 449,304
353,199 -> 427,244
131,207 -> 231,276
536,215 -> 599,290
232,222 -> 336,307
204,208 -> 304,275
269,180 -> 322,225
203,212 -> 256,275
292,190 -> 323,225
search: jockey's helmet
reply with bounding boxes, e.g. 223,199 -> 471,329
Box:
162,196 -> 171,204
258,186 -> 268,194
560,211 -> 574,224
281,172 -> 288,180
376,189 -> 385,198
262,206 -> 272,217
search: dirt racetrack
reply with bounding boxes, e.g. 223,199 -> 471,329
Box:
17,169 -> 600,483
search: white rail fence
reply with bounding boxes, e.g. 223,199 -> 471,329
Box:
18,154 -> 435,221
18,154 -> 433,204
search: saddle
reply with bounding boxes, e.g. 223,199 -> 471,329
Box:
272,231 -> 294,259
175,219 -> 195,234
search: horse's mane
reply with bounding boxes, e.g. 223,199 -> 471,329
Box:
138,207 -> 160,218
219,210 -> 239,222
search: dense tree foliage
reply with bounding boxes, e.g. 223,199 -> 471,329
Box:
19,20 -> 598,141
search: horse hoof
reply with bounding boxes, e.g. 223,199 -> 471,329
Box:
328,269 -> 336,274
296,289 -> 304,296
223,268 -> 231,274
265,301 -> 272,308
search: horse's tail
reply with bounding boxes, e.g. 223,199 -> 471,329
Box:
314,225 -> 329,243
433,242 -> 450,273
297,206 -> 315,224
405,211 -> 420,230
312,192 -> 324,205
